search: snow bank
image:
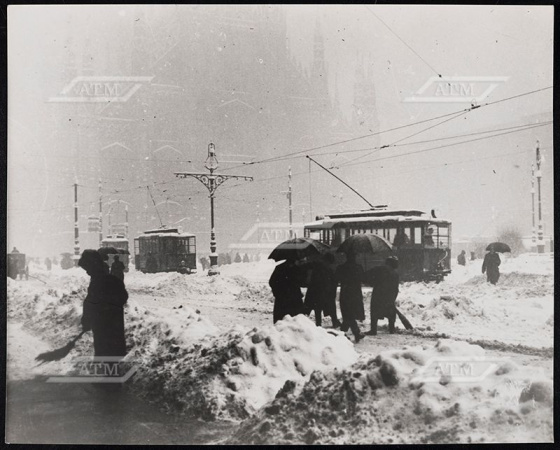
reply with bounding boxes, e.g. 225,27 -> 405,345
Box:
131,314 -> 358,420
230,339 -> 553,444
8,276 -> 356,421
393,255 -> 554,348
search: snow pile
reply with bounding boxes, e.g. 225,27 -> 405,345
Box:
125,271 -> 253,297
8,279 -> 357,421
230,339 -> 553,445
234,283 -> 273,304
392,256 -> 554,348
131,314 -> 358,420
219,259 -> 278,283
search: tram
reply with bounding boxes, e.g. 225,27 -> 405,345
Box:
134,227 -> 197,274
100,235 -> 130,272
304,207 -> 451,282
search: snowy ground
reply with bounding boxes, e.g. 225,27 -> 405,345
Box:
6,253 -> 554,443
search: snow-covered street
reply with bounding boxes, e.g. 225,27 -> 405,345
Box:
6,253 -> 554,444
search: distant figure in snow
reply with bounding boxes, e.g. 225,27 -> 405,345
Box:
457,250 -> 467,266
470,251 -> 476,261
199,256 -> 209,271
269,259 -> 306,324
11,247 -> 20,253
79,250 -> 128,362
45,257 -> 52,271
335,252 -> 365,343
364,257 -> 400,336
303,253 -> 341,328
178,259 -> 188,274
110,255 -> 126,281
392,229 -> 410,247
482,248 -> 501,285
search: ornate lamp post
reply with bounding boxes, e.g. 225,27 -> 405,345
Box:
175,143 -> 253,275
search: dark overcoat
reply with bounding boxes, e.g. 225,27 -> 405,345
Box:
110,260 -> 125,281
304,261 -> 337,318
482,252 -> 501,284
365,265 -> 399,320
335,261 -> 365,321
269,262 -> 305,323
82,273 -> 128,357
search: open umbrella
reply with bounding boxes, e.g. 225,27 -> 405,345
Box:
35,330 -> 86,364
337,234 -> 393,255
268,237 -> 330,262
98,247 -> 130,258
486,242 -> 511,253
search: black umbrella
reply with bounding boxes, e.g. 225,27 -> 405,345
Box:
98,247 -> 130,258
337,234 -> 393,255
486,242 -> 511,253
268,237 -> 330,262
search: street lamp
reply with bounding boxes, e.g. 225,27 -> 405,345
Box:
175,143 -> 253,275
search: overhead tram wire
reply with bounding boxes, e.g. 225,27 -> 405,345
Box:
336,121 -> 551,170
364,5 -> 442,78
224,121 -> 551,190
338,109 -> 471,168
218,86 -> 552,173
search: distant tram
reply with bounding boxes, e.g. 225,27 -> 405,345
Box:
304,207 -> 451,282
134,227 -> 197,274
100,235 -> 130,272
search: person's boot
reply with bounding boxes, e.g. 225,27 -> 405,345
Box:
388,319 -> 396,334
332,318 -> 342,329
366,320 -> 378,336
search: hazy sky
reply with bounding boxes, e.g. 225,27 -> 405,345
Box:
7,5 -> 554,256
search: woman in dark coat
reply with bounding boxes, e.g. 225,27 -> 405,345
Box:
269,259 -> 306,324
110,255 -> 126,281
335,252 -> 365,342
365,257 -> 400,335
482,249 -> 501,285
79,250 -> 128,358
303,253 -> 341,328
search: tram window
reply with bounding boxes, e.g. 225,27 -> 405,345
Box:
308,230 -> 321,240
411,227 -> 421,244
187,238 -> 196,254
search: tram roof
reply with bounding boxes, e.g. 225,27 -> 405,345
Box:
305,213 -> 450,229
137,227 -> 195,238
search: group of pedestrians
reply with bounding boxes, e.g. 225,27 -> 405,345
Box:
269,252 -> 401,343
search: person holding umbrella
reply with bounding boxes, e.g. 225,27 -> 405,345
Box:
110,255 -> 126,281
482,244 -> 504,285
268,237 -> 329,324
78,250 -> 129,363
269,258 -> 306,324
335,251 -> 365,343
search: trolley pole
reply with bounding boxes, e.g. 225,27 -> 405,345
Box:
98,179 -> 103,247
281,167 -> 294,239
531,163 -> 536,252
289,167 -> 293,238
73,180 -> 80,266
175,143 -> 253,276
535,140 -> 544,253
